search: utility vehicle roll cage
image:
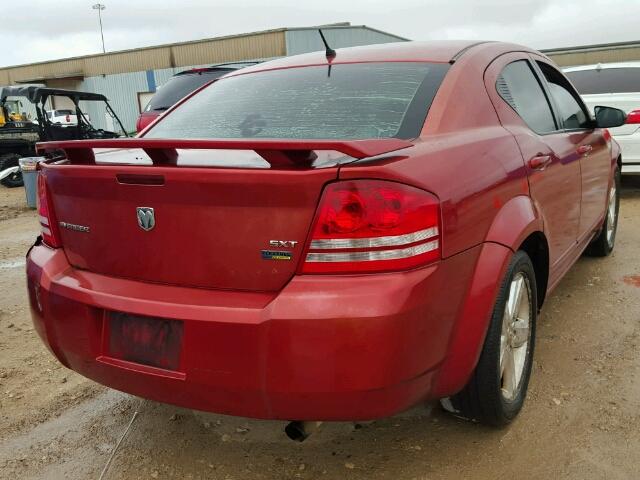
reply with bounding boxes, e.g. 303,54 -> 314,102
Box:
0,86 -> 128,140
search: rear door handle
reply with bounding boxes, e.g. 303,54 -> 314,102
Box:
528,155 -> 552,170
577,144 -> 593,156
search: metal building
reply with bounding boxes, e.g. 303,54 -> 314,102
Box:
543,40 -> 640,68
0,23 -> 407,132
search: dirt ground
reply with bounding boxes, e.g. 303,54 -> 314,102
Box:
0,179 -> 639,480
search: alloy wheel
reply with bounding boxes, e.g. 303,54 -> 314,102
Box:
500,272 -> 532,401
606,184 -> 617,247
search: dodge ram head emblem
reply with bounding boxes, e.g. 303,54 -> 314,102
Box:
136,207 -> 155,231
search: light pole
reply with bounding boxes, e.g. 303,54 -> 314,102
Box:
92,3 -> 106,54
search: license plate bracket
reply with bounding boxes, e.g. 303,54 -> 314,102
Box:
107,312 -> 183,371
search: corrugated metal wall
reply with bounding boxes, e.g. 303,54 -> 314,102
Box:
0,26 -> 409,132
546,46 -> 640,67
79,65 -> 213,132
172,31 -> 285,66
81,71 -> 149,133
153,67 -> 178,88
0,29 -> 287,84
0,60 -> 84,86
285,26 -> 406,56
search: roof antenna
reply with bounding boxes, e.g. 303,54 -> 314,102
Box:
318,29 -> 336,59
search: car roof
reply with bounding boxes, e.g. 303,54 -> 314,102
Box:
563,61 -> 640,72
224,40 -> 539,77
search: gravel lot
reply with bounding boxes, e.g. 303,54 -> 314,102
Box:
1,178 -> 639,480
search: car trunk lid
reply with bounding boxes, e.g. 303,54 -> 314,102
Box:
38,138 -> 411,291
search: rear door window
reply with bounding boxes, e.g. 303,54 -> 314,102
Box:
565,67 -> 640,94
537,61 -> 591,130
496,60 -> 557,134
145,62 -> 450,140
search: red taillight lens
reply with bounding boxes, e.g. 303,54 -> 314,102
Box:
301,180 -> 440,274
37,173 -> 62,248
626,109 -> 640,124
65,114 -> 70,122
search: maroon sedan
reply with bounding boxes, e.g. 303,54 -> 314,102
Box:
28,41 -> 623,431
136,62 -> 260,132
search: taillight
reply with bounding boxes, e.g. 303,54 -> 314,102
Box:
301,180 -> 440,274
65,114 -> 70,123
37,173 -> 62,248
626,109 -> 640,124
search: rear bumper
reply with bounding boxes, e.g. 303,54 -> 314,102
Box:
614,133 -> 640,174
26,241 -> 508,420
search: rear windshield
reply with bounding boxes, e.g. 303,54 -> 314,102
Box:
145,70 -> 232,112
565,67 -> 640,94
55,110 -> 73,116
145,62 -> 449,140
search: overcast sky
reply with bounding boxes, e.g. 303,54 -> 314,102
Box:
3,0 -> 639,67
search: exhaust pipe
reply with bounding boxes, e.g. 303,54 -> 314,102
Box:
284,421 -> 322,442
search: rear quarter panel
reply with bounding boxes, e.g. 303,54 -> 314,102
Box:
339,129 -> 530,258
338,51 -> 542,394
340,47 -> 535,257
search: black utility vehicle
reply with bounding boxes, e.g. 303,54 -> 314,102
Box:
0,86 -> 127,187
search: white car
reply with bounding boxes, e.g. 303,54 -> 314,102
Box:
46,109 -> 77,124
563,62 -> 640,174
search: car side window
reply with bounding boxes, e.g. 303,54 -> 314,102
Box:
536,61 -> 592,130
496,60 -> 557,134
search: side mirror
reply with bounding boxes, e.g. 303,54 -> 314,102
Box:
594,106 -> 627,128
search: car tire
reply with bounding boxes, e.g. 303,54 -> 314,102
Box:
441,250 -> 537,426
0,153 -> 23,188
585,167 -> 620,257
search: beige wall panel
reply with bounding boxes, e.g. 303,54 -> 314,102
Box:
548,47 -> 640,67
0,31 -> 286,84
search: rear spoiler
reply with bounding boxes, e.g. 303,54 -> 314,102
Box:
36,138 -> 413,167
